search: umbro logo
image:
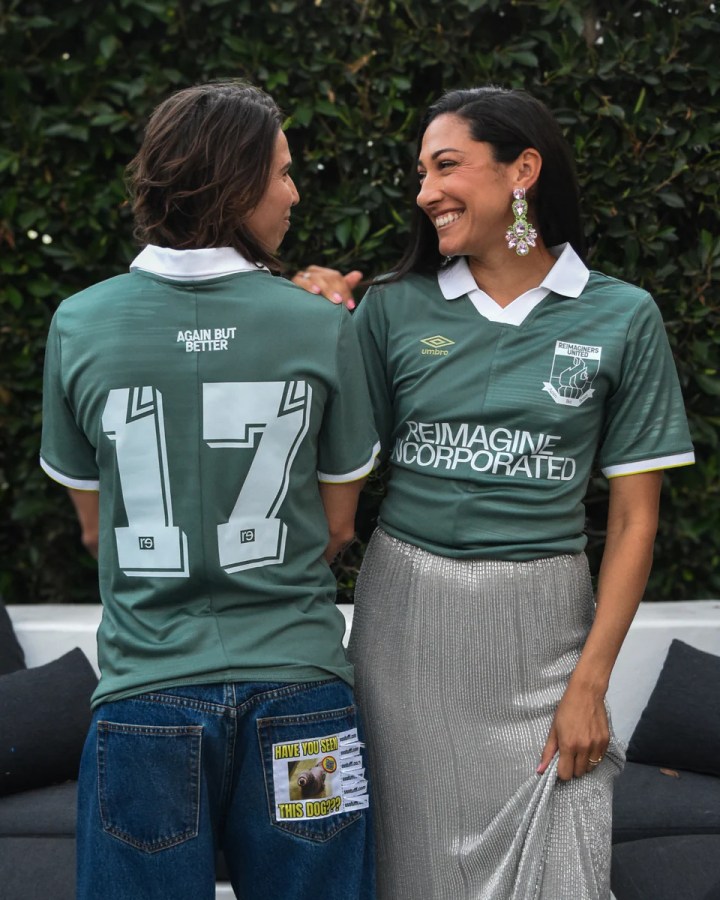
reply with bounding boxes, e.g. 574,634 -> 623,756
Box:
421,335 -> 455,348
420,335 -> 455,356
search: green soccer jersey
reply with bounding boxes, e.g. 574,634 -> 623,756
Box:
354,245 -> 694,560
41,247 -> 379,706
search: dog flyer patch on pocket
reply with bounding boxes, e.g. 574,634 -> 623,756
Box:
271,727 -> 369,821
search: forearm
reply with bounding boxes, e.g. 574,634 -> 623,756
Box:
68,488 -> 100,558
324,530 -> 355,564
319,479 -> 365,563
538,472 -> 662,778
570,472 -> 662,697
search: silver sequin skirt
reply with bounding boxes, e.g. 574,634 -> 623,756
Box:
348,528 -> 624,900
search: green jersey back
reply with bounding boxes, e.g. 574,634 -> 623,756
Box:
41,249 -> 378,706
354,255 -> 694,560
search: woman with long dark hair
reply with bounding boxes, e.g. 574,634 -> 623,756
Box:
342,86 -> 693,899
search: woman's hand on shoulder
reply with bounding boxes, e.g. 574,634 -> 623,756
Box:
536,680 -> 610,781
291,265 -> 363,310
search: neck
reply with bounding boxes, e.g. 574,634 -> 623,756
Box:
466,242 -> 556,308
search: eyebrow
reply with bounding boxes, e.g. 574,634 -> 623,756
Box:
417,147 -> 463,166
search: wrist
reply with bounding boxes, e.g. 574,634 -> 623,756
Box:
567,667 -> 609,699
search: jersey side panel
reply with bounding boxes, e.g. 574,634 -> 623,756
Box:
595,289 -> 694,475
317,309 -> 379,481
41,312 -> 100,489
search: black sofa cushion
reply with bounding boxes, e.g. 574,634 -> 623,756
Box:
0,783 -> 79,900
613,762 -> 720,844
611,835 -> 720,900
0,600 -> 25,675
627,639 -> 720,778
0,779 -> 232,883
0,648 -> 97,796
0,781 -> 78,836
0,836 -> 76,900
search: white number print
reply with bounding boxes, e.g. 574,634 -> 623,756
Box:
203,381 -> 311,573
103,382 -> 311,578
102,387 -> 190,577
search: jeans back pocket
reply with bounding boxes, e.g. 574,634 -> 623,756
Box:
97,721 -> 203,853
257,704 -> 369,843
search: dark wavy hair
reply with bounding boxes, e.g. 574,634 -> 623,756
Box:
126,81 -> 284,270
390,86 -> 585,280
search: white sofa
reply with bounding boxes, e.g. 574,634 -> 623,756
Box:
7,600 -> 720,900
10,599 -> 720,745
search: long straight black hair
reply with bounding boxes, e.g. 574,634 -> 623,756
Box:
389,86 -> 586,280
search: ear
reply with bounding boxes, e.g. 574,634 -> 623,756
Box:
512,148 -> 542,193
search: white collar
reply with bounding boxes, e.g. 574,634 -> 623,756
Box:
437,244 -> 589,326
130,245 -> 267,281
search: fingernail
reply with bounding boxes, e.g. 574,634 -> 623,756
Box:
311,285 -> 321,294
331,292 -> 343,304
346,299 -> 356,310
536,765 -> 544,774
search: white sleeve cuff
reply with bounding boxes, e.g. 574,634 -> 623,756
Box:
317,442 -> 381,483
602,451 -> 695,478
40,457 -> 100,491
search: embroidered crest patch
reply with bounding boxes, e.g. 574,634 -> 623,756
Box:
543,341 -> 602,407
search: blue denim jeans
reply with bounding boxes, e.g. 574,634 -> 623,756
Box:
76,679 -> 375,900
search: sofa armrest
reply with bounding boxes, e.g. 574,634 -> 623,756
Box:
6,605 -> 102,675
607,600 -> 720,743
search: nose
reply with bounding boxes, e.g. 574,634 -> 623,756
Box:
417,173 -> 440,211
289,175 -> 300,206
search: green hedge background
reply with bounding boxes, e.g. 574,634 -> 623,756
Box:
1,0 -> 718,604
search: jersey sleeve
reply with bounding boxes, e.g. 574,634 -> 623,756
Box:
316,308 -> 380,483
598,294 -> 695,478
351,285 -> 395,459
40,313 -> 99,490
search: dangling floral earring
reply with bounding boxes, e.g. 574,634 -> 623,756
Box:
505,187 -> 537,257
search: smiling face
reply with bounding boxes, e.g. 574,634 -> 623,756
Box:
244,129 -> 299,253
416,113 -> 519,261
